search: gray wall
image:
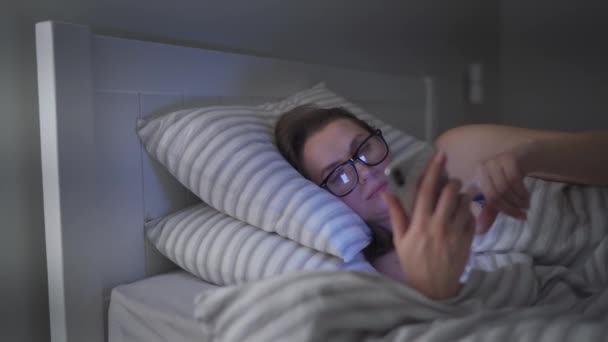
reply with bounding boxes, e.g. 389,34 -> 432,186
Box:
1,1 -> 498,341
499,0 -> 608,130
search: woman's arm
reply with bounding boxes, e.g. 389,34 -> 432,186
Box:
520,130 -> 608,186
435,124 -> 608,234
435,124 -> 608,187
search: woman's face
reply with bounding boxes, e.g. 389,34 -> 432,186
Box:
302,119 -> 392,226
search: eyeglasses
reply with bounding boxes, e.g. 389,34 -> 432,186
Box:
319,129 -> 389,197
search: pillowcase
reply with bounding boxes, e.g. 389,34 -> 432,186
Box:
146,203 -> 375,285
137,83 -> 425,261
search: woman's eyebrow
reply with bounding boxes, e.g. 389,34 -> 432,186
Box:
350,134 -> 366,152
320,160 -> 343,180
319,133 -> 367,179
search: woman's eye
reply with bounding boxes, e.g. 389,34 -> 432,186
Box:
329,171 -> 350,185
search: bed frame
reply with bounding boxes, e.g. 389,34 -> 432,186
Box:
36,20 -> 437,342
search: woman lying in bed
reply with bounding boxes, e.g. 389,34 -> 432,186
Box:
275,105 -> 608,300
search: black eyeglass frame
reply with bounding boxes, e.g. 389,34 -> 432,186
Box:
319,129 -> 389,197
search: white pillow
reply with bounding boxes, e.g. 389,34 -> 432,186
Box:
137,83 -> 425,261
146,203 -> 375,285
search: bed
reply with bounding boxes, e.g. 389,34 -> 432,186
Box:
108,270 -> 218,341
37,20 -> 608,342
36,21 -> 437,342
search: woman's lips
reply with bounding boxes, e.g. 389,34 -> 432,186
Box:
368,183 -> 388,199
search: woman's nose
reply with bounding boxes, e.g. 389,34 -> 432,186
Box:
355,162 -> 372,184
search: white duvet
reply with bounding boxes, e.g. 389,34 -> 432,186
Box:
194,178 -> 608,342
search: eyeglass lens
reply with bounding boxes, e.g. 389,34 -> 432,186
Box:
326,135 -> 387,196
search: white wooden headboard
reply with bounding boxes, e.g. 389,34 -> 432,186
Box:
36,20 -> 436,342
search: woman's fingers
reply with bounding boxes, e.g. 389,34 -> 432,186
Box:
460,214 -> 475,254
490,162 -> 526,209
513,180 -> 530,208
415,151 -> 446,217
440,192 -> 474,252
486,184 -> 526,220
452,193 -> 474,232
434,179 -> 463,227
478,161 -> 528,220
382,192 -> 409,241
457,212 -> 475,250
502,159 -> 530,207
447,198 -> 474,278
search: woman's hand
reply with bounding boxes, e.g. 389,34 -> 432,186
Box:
467,145 -> 531,234
382,152 -> 475,300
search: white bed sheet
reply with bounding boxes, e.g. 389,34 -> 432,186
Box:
108,270 -> 219,342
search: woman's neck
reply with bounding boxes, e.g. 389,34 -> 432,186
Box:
380,219 -> 392,232
375,205 -> 410,233
375,213 -> 393,233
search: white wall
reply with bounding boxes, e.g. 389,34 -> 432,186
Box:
1,1 -> 498,340
499,0 -> 608,130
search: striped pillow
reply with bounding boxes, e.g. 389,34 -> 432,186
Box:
137,83 -> 424,261
146,203 -> 375,285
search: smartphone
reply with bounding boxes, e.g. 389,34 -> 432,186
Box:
384,144 -> 449,215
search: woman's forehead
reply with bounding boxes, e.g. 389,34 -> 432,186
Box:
320,119 -> 367,138
302,119 -> 368,179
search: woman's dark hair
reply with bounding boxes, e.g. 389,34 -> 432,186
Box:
274,104 -> 392,259
274,104 -> 374,179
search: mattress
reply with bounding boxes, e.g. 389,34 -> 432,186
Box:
108,270 -> 219,342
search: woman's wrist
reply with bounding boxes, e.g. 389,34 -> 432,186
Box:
408,279 -> 463,300
513,138 -> 542,176
427,283 -> 463,300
